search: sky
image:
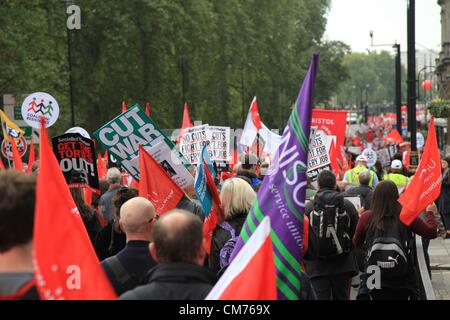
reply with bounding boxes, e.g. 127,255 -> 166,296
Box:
325,0 -> 442,60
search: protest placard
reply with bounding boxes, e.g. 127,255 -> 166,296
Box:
21,92 -> 59,129
52,133 -> 99,192
93,104 -> 189,181
207,126 -> 230,162
130,142 -> 194,190
179,124 -> 210,164
362,148 -> 377,167
376,148 -> 391,168
1,136 -> 27,160
307,127 -> 332,181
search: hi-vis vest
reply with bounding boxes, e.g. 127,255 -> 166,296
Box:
347,165 -> 375,187
383,173 -> 409,189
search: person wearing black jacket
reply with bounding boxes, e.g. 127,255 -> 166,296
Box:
343,170 -> 374,211
101,197 -> 158,295
94,187 -> 138,261
120,210 -> 216,300
209,178 -> 256,275
303,170 -> 359,300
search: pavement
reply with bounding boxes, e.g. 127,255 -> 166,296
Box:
429,238 -> 450,300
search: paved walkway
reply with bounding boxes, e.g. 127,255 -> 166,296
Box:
430,238 -> 450,300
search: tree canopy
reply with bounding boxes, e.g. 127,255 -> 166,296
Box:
0,0 -> 349,133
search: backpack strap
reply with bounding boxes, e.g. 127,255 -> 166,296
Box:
219,221 -> 236,238
103,256 -> 134,287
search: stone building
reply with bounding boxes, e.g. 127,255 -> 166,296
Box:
436,0 -> 450,100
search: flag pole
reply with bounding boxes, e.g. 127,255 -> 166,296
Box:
256,132 -> 260,158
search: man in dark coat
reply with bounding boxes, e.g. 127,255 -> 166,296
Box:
303,170 -> 359,300
120,210 -> 216,300
343,170 -> 374,211
101,197 -> 157,295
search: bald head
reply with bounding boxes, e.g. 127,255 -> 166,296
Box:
151,210 -> 203,264
119,197 -> 156,237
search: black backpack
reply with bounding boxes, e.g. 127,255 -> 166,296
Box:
309,198 -> 352,258
363,222 -> 412,282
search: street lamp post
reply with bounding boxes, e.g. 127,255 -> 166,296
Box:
407,0 -> 419,168
369,32 -> 402,134
62,0 -> 75,127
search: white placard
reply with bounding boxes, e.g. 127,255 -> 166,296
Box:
179,125 -> 210,164
417,132 -> 425,150
21,92 -> 59,128
131,142 -> 194,190
362,148 -> 377,167
207,126 -> 231,162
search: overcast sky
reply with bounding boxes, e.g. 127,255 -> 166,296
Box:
324,0 -> 442,55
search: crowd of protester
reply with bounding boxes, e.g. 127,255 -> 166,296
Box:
0,148 -> 448,300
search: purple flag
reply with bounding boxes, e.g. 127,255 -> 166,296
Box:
229,53 -> 319,300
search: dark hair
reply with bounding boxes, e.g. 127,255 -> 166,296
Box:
70,188 -> 93,219
152,210 -> 203,263
235,175 -> 252,186
368,180 -> 401,231
112,186 -> 138,231
0,171 -> 36,252
317,170 -> 336,189
393,153 -> 403,161
444,155 -> 450,166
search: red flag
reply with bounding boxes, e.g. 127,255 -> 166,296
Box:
11,138 -> 24,171
340,146 -> 349,173
329,140 -> 339,176
176,103 -> 193,144
202,157 -> 224,255
34,117 -> 116,300
97,154 -> 107,180
145,102 -> 150,117
138,146 -> 184,215
205,216 -> 276,300
122,101 -> 127,113
130,178 -> 139,189
250,97 -> 262,130
382,129 -> 403,145
27,140 -> 35,174
398,118 -> 442,225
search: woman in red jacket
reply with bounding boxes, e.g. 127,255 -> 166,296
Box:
353,180 -> 437,300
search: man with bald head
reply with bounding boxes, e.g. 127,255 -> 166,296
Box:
120,209 -> 216,300
101,197 -> 158,295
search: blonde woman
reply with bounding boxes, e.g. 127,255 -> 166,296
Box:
209,178 -> 256,275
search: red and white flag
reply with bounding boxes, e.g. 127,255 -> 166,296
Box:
138,145 -> 185,215
240,97 -> 261,147
240,97 -> 281,156
176,102 -> 193,144
205,216 -> 277,300
33,118 -> 116,300
121,101 -> 127,113
398,118 -> 442,225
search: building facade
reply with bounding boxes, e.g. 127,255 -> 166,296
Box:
436,0 -> 450,100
